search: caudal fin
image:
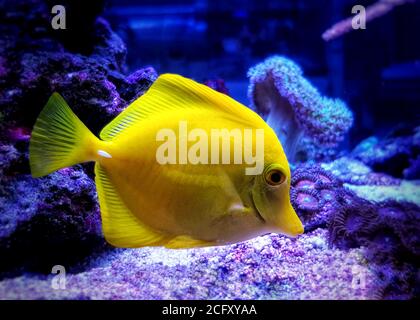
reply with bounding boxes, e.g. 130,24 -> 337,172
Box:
29,93 -> 98,178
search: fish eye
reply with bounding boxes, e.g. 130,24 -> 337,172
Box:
265,169 -> 286,186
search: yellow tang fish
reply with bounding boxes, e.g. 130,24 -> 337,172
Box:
29,74 -> 304,249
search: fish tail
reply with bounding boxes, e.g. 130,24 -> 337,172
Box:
29,93 -> 99,178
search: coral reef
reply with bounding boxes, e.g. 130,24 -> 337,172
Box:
0,167 -> 106,277
0,0 -> 153,276
290,162 -> 400,234
328,195 -> 420,299
328,197 -> 379,250
376,201 -> 420,256
321,157 -> 402,186
0,229 -> 380,300
324,154 -> 420,301
0,132 -> 104,276
345,181 -> 420,206
291,160 -> 420,299
352,126 -> 420,180
0,0 -> 418,301
247,55 -> 353,161
0,0 -> 157,135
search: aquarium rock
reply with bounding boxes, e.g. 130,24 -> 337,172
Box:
352,125 -> 420,180
0,229 -> 381,300
321,157 -> 402,186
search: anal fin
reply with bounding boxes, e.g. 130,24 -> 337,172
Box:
95,163 -> 169,248
164,235 -> 215,249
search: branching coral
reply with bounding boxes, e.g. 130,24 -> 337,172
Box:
247,56 -> 353,161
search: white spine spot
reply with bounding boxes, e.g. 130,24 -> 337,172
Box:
98,150 -> 112,159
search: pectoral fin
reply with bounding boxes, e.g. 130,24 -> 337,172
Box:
228,203 -> 251,215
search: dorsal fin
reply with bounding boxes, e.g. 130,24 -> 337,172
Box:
100,73 -> 261,141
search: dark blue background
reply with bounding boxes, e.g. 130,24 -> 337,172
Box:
101,0 -> 420,147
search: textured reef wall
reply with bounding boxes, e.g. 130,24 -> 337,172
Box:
0,0 -> 419,300
0,0 -> 156,277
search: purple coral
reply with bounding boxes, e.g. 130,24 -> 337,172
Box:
292,162 -> 420,299
328,197 -> 420,299
376,200 -> 420,256
0,0 -> 418,301
328,197 -> 420,258
329,198 -> 420,257
328,196 -> 379,249
371,262 -> 417,300
119,67 -> 158,103
247,56 -> 353,161
290,164 -> 343,231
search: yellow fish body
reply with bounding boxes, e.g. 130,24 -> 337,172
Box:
29,74 -> 304,248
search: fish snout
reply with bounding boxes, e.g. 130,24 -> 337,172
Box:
272,205 -> 305,237
289,220 -> 304,237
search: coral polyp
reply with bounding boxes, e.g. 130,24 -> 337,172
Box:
328,197 -> 420,299
328,197 -> 379,249
290,164 -> 343,231
376,201 -> 420,256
